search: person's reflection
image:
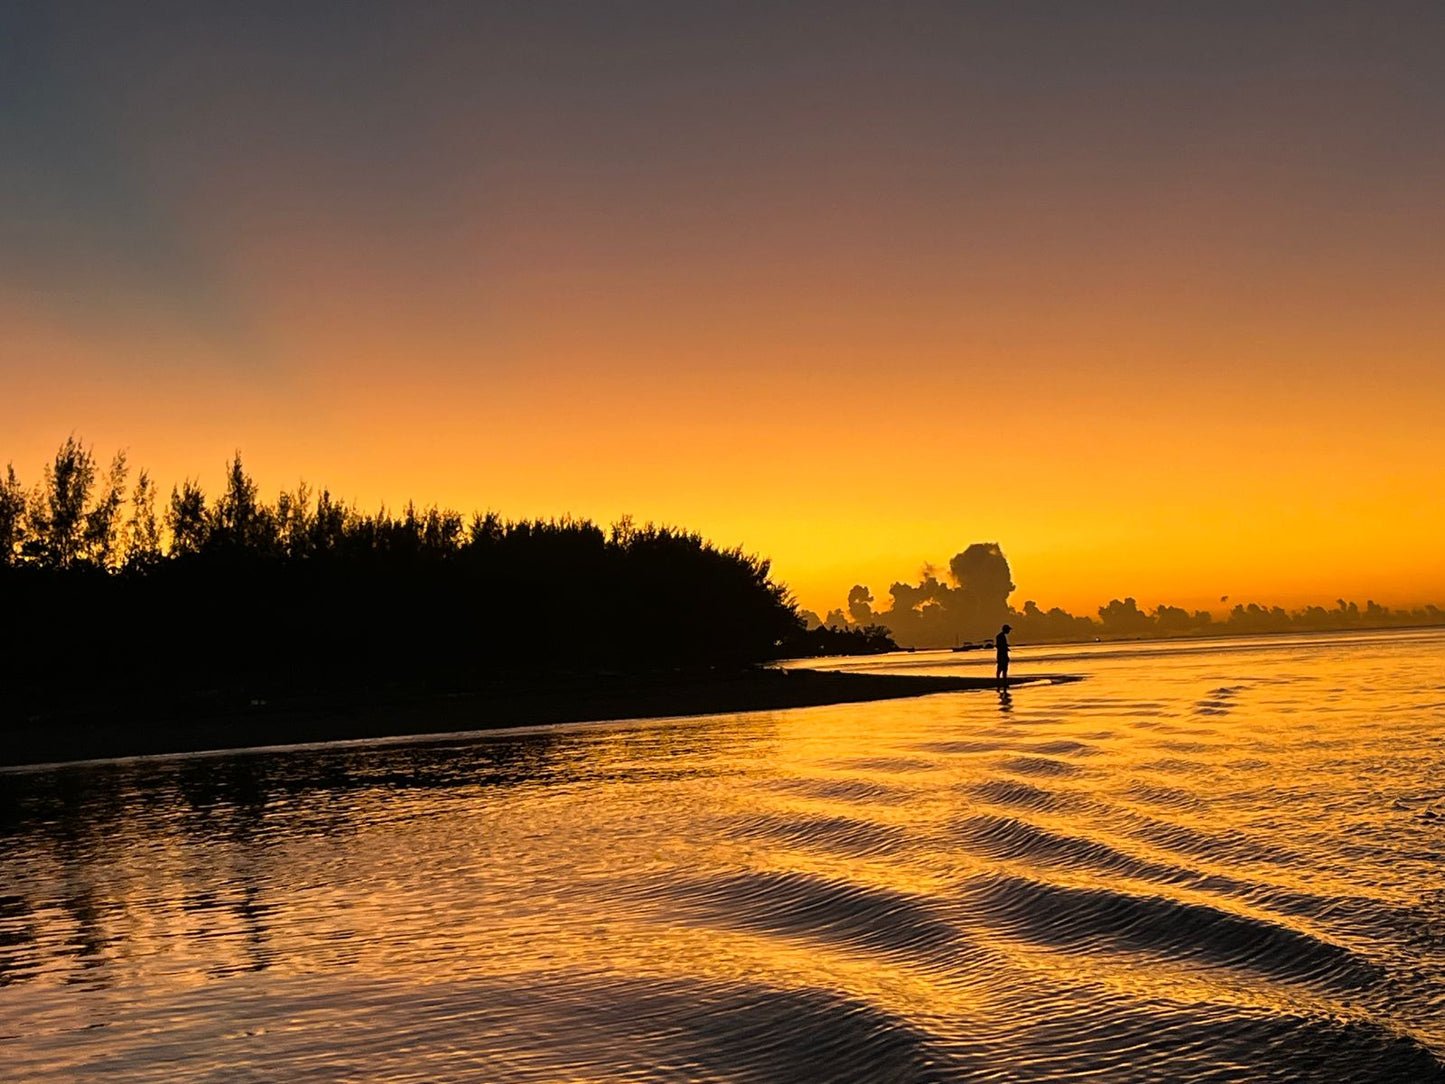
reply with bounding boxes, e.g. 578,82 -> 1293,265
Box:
997,686 -> 1013,715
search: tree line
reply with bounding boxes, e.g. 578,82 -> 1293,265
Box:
1008,594 -> 1445,642
807,543 -> 1445,647
1,437 -> 814,723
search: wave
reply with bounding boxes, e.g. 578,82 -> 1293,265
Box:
663,869 -> 973,970
964,779 -> 1081,814
970,994 -> 1445,1084
728,812 -> 909,860
962,872 -> 1382,991
1021,739 -> 1099,756
995,755 -> 1083,778
954,813 -> 1199,886
754,776 -> 916,806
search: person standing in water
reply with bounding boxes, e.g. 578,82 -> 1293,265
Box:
995,623 -> 1012,684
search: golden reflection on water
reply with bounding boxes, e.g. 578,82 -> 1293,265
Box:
2,630 -> 1444,1081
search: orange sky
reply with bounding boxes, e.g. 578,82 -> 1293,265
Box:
5,4 -> 1444,617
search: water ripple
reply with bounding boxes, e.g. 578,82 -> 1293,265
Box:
729,813 -> 909,860
995,755 -> 1083,778
664,869 -> 973,969
3,629 -> 1444,1080
963,872 -> 1383,991
964,779 -> 1080,814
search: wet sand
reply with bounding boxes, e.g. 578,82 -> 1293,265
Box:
0,668 -> 1076,768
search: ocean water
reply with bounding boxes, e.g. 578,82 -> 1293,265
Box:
2,629 -> 1443,1082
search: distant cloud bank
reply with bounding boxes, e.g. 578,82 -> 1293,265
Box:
801,544 -> 1445,647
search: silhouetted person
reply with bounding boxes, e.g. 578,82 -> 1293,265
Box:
995,623 -> 1011,684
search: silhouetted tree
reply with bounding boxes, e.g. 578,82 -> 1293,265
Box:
210,454 -> 275,552
0,464 -> 25,567
1,438 -> 816,725
786,623 -> 898,656
308,488 -> 348,553
83,452 -> 128,569
166,480 -> 208,556
26,436 -> 96,569
275,483 -> 312,557
124,471 -> 161,569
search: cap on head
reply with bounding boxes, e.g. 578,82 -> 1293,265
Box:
1001,624 -> 1012,632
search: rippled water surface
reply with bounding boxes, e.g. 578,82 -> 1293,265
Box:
3,629 -> 1444,1082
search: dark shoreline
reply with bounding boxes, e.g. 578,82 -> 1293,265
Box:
0,669 -> 1076,769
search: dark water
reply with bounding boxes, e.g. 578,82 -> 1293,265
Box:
2,629 -> 1443,1081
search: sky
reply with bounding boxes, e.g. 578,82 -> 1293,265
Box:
4,1 -> 1443,616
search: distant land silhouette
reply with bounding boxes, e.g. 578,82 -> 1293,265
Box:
5,437 -> 1434,761
1,437 -> 932,756
802,542 -> 1445,648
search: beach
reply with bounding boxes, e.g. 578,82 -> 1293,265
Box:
0,666 -> 1070,768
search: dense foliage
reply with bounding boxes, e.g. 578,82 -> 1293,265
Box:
788,623 -> 899,656
1,438 -> 806,721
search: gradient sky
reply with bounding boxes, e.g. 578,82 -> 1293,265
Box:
5,2 -> 1443,616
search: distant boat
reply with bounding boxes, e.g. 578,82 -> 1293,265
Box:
951,641 -> 985,653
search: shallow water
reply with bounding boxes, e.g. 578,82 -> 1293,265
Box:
2,629 -> 1443,1082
